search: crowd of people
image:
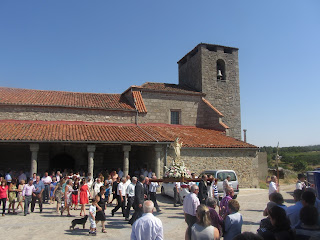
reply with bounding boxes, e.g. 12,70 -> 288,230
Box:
0,168 -> 320,239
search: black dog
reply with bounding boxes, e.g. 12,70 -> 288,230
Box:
70,215 -> 88,230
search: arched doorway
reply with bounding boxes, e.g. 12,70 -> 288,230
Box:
50,153 -> 75,171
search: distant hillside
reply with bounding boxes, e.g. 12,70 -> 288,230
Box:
260,145 -> 320,172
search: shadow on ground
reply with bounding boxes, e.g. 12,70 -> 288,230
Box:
65,229 -> 88,236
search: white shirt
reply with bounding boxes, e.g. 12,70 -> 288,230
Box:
126,183 -> 136,197
296,181 -> 306,190
149,182 -> 159,193
131,213 -> 163,240
89,205 -> 96,220
269,181 -> 277,195
148,172 -> 153,178
183,192 -> 200,216
42,176 -> 52,185
93,182 -> 103,196
117,182 -> 124,196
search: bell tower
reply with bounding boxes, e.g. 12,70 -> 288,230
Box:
178,43 -> 241,140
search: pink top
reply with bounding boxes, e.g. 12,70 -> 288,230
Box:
0,185 -> 8,199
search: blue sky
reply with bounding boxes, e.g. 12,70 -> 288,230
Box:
1,1 -> 319,147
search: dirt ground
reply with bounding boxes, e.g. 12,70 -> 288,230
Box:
0,184 -> 295,240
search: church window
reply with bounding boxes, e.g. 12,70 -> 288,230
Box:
217,59 -> 226,81
170,110 -> 180,125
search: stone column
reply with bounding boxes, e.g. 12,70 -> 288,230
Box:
122,145 -> 131,177
155,146 -> 162,178
87,145 -> 96,178
30,144 -> 39,175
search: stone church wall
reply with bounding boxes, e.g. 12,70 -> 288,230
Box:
0,105 -> 136,123
166,148 -> 259,188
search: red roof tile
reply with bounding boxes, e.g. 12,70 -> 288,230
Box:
0,120 -> 256,148
132,91 -> 147,113
0,87 -> 135,111
135,82 -> 204,96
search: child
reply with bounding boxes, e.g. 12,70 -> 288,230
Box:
89,197 -> 98,235
17,179 -> 25,211
50,176 -> 57,204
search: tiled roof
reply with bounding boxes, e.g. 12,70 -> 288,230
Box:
135,82 -> 204,96
0,120 -> 257,148
0,87 -> 135,111
132,91 -> 147,113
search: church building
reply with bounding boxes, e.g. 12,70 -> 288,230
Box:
0,43 -> 261,187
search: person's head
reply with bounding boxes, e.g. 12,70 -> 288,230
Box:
196,204 -> 211,227
121,177 -> 126,183
298,173 -> 305,181
226,187 -> 234,197
100,186 -> 106,194
74,178 -> 79,184
228,199 -> 240,213
293,189 -> 303,202
52,176 -> 57,182
20,179 -> 25,185
233,232 -> 263,240
139,175 -> 145,183
143,200 -> 154,213
300,205 -> 318,226
36,175 -> 40,182
11,178 -> 17,185
126,175 -> 131,181
191,173 -> 196,179
44,171 -> 48,177
28,179 -> 33,186
33,173 -> 36,178
1,179 -> 7,186
268,206 -> 290,230
226,175 -> 231,181
66,179 -> 72,185
190,184 -> 199,194
56,170 -> 61,175
301,191 -> 316,206
214,178 -> 218,184
269,192 -> 284,205
96,178 -> 101,183
145,177 -> 149,184
132,177 -> 137,184
206,197 -> 217,209
265,201 -> 277,216
271,175 -> 277,183
60,178 -> 65,186
116,177 -> 120,182
202,175 -> 208,181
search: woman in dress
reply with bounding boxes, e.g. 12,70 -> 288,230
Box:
17,179 -> 25,212
0,180 -> 8,216
72,178 -> 80,210
49,176 -> 57,204
53,178 -> 65,213
79,178 -> 89,216
189,204 -> 220,240
96,186 -> 108,233
8,178 -> 18,214
61,179 -> 73,216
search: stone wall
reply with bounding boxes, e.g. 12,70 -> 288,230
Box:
165,147 -> 259,188
139,92 -> 223,130
0,105 -> 136,123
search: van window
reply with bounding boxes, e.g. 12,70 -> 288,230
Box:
217,172 -> 236,181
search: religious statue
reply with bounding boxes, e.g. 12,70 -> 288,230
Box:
171,137 -> 183,163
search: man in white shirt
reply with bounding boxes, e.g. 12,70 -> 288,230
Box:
131,200 -> 163,240
92,178 -> 103,198
183,184 -> 200,238
174,181 -> 182,207
112,177 -> 126,217
41,171 -> 52,203
125,177 -> 137,221
296,174 -> 306,191
268,175 -> 279,195
149,176 -> 161,212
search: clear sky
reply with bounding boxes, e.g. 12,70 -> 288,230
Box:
1,1 -> 319,147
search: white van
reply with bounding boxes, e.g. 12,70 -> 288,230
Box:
199,170 -> 239,199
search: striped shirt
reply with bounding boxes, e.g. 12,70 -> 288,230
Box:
213,184 -> 218,197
